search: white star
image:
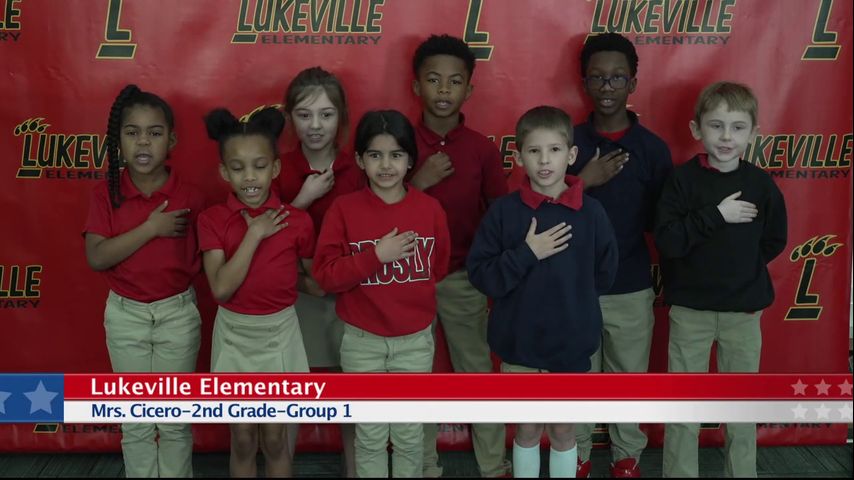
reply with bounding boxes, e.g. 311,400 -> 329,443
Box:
838,379 -> 852,396
815,404 -> 831,419
838,403 -> 852,421
0,391 -> 10,414
791,379 -> 807,395
791,403 -> 808,419
815,379 -> 831,395
23,381 -> 58,414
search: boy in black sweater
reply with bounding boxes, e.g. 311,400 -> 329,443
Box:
655,82 -> 788,478
467,106 -> 618,478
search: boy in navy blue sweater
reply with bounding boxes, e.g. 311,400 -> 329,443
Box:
468,106 -> 618,478
569,33 -> 673,478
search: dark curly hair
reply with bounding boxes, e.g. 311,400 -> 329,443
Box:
412,34 -> 476,78
580,33 -> 639,77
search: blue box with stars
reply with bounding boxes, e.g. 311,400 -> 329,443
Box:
0,374 -> 64,423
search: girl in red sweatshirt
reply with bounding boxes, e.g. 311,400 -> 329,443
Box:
312,110 -> 450,478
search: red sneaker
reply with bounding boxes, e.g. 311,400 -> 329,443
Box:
577,458 -> 592,478
610,458 -> 641,478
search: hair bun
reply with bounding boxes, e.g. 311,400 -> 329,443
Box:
204,108 -> 240,141
247,107 -> 286,139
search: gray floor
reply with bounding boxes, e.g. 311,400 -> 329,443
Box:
0,444 -> 851,478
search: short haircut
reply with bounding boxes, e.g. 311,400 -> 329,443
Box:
694,81 -> 759,126
354,110 -> 417,164
515,106 -> 574,150
412,34 -> 476,78
283,66 -> 349,144
580,32 -> 639,77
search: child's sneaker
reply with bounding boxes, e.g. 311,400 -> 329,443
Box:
610,457 -> 641,478
577,458 -> 592,478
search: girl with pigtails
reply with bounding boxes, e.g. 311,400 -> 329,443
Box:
197,107 -> 315,477
83,84 -> 204,478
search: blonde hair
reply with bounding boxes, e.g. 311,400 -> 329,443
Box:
515,106 -> 573,150
694,81 -> 758,126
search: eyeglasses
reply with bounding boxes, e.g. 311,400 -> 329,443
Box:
583,75 -> 632,90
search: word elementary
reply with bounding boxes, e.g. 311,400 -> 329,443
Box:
91,377 -> 327,399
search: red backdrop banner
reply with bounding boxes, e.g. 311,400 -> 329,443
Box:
1,0 -> 851,451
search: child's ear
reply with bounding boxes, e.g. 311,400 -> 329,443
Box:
627,77 -> 638,94
355,153 -> 365,170
749,124 -> 760,143
168,132 -> 177,150
567,145 -> 578,167
218,163 -> 229,182
464,82 -> 474,101
513,150 -> 523,167
412,79 -> 421,97
689,120 -> 702,140
272,158 -> 281,179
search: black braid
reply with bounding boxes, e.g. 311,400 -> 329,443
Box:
106,84 -> 140,208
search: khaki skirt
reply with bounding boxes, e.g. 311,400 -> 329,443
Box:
294,293 -> 345,368
211,305 -> 309,373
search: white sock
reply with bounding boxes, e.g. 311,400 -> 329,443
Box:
549,446 -> 578,478
513,440 -> 541,478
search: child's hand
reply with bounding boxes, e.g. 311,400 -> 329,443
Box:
243,206 -> 289,240
298,274 -> 326,297
579,148 -> 628,188
375,227 -> 417,263
145,200 -> 191,237
525,217 -> 572,260
717,191 -> 758,223
299,169 -> 335,203
411,152 -> 454,190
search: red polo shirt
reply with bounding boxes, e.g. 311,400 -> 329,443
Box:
414,115 -> 508,272
519,175 -> 585,211
83,169 -> 206,303
276,147 -> 365,233
197,192 -> 315,315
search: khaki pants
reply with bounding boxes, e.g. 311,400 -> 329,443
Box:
341,324 -> 434,478
295,293 -> 345,368
104,289 -> 201,478
423,270 -> 509,478
576,288 -> 655,464
662,305 -> 762,478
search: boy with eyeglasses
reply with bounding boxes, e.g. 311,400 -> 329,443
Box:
570,32 -> 673,478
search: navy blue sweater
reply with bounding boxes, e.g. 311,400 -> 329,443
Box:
569,112 -> 672,294
467,183 -> 619,372
655,156 -> 788,312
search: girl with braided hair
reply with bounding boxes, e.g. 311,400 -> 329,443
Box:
83,84 -> 204,478
197,107 -> 315,477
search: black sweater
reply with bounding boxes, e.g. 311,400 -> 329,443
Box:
654,156 -> 788,312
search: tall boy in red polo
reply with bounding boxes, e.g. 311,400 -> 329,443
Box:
410,34 -> 510,478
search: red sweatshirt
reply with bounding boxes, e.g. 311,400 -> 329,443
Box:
312,186 -> 451,337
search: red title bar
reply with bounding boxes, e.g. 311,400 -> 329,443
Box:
62,374 -> 854,401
